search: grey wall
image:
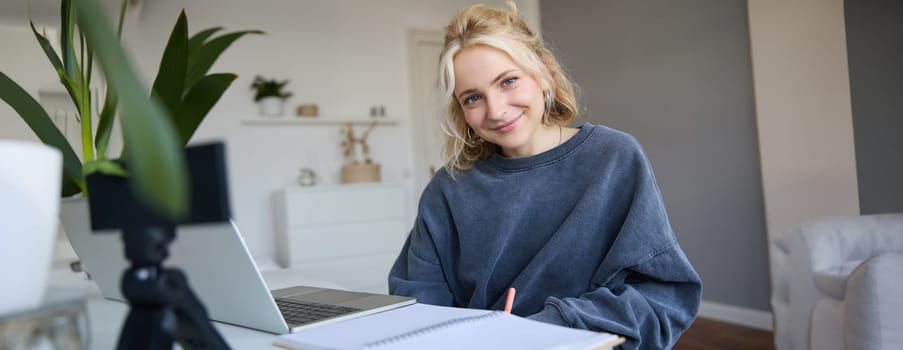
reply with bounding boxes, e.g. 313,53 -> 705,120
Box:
540,0 -> 770,310
845,0 -> 903,215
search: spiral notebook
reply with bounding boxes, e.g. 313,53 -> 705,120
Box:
273,303 -> 624,350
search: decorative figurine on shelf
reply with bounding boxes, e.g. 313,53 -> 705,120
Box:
251,76 -> 293,117
339,120 -> 381,184
369,105 -> 387,118
297,168 -> 317,187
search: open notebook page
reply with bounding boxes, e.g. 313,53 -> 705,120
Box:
274,303 -> 622,350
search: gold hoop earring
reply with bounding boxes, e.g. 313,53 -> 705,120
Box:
465,127 -> 482,144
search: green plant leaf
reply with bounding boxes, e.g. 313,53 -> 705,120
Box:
56,67 -> 82,107
175,73 -> 236,144
77,32 -> 94,162
187,26 -> 223,55
94,86 -> 118,157
74,0 -> 189,220
59,0 -> 91,163
29,22 -> 64,74
96,0 -> 129,158
185,30 -> 263,89
83,159 -> 127,177
251,76 -> 292,101
0,72 -> 83,197
84,34 -> 94,89
116,0 -> 127,36
60,0 -> 77,80
31,23 -> 83,116
78,86 -> 93,162
151,10 -> 189,117
32,24 -> 86,129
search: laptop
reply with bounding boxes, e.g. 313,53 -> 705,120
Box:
65,212 -> 415,334
63,143 -> 414,335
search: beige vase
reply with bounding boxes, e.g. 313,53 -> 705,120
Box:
340,163 -> 381,184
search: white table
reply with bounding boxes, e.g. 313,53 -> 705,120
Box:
47,267 -> 346,349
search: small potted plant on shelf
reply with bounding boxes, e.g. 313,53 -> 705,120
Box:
251,75 -> 292,117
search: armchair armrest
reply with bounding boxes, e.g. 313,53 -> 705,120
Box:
844,253 -> 903,350
802,214 -> 903,299
812,261 -> 863,300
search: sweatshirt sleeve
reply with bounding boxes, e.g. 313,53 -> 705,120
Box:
387,181 -> 455,306
528,135 -> 702,349
526,244 -> 701,349
387,222 -> 455,305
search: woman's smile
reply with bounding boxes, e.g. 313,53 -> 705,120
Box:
491,113 -> 523,133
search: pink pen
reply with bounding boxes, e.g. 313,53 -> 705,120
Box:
504,287 -> 516,314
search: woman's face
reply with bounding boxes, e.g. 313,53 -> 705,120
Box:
453,45 -> 550,158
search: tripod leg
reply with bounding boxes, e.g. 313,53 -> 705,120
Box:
162,270 -> 230,349
116,306 -> 175,350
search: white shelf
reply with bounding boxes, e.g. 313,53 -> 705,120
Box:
242,117 -> 399,126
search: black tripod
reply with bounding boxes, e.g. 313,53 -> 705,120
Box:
86,143 -> 234,350
115,225 -> 229,350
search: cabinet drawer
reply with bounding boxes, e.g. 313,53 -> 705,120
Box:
284,220 -> 407,263
273,184 -> 411,293
280,184 -> 405,227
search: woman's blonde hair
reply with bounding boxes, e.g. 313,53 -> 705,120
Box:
439,1 -> 578,174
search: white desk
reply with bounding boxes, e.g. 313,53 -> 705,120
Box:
47,267 -> 345,349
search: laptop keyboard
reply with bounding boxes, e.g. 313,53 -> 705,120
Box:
275,299 -> 361,325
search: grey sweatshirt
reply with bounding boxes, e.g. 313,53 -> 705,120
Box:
389,122 -> 702,349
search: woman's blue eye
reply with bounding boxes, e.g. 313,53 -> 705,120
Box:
464,95 -> 481,105
502,77 -> 518,87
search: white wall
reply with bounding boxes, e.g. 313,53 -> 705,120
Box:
747,0 -> 860,240
0,24 -> 60,142
1,0 -> 540,263
747,1 -> 860,332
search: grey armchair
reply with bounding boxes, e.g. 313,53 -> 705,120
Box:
770,213 -> 903,350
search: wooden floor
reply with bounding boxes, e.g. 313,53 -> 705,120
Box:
674,317 -> 775,350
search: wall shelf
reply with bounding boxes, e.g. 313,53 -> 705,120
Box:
242,117 -> 399,126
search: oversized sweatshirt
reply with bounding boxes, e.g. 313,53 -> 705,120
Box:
388,122 -> 702,349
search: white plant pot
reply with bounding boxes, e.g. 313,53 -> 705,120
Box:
0,140 -> 62,316
58,196 -> 90,263
258,97 -> 284,117
59,196 -> 129,301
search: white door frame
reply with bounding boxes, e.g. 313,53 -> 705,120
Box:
406,29 -> 445,198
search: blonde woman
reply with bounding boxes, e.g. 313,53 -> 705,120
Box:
389,3 -> 701,349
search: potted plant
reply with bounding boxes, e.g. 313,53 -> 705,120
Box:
1,0 -> 260,212
0,0 -> 259,312
251,75 -> 292,116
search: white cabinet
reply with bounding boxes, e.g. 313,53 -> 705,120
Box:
274,184 -> 409,294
